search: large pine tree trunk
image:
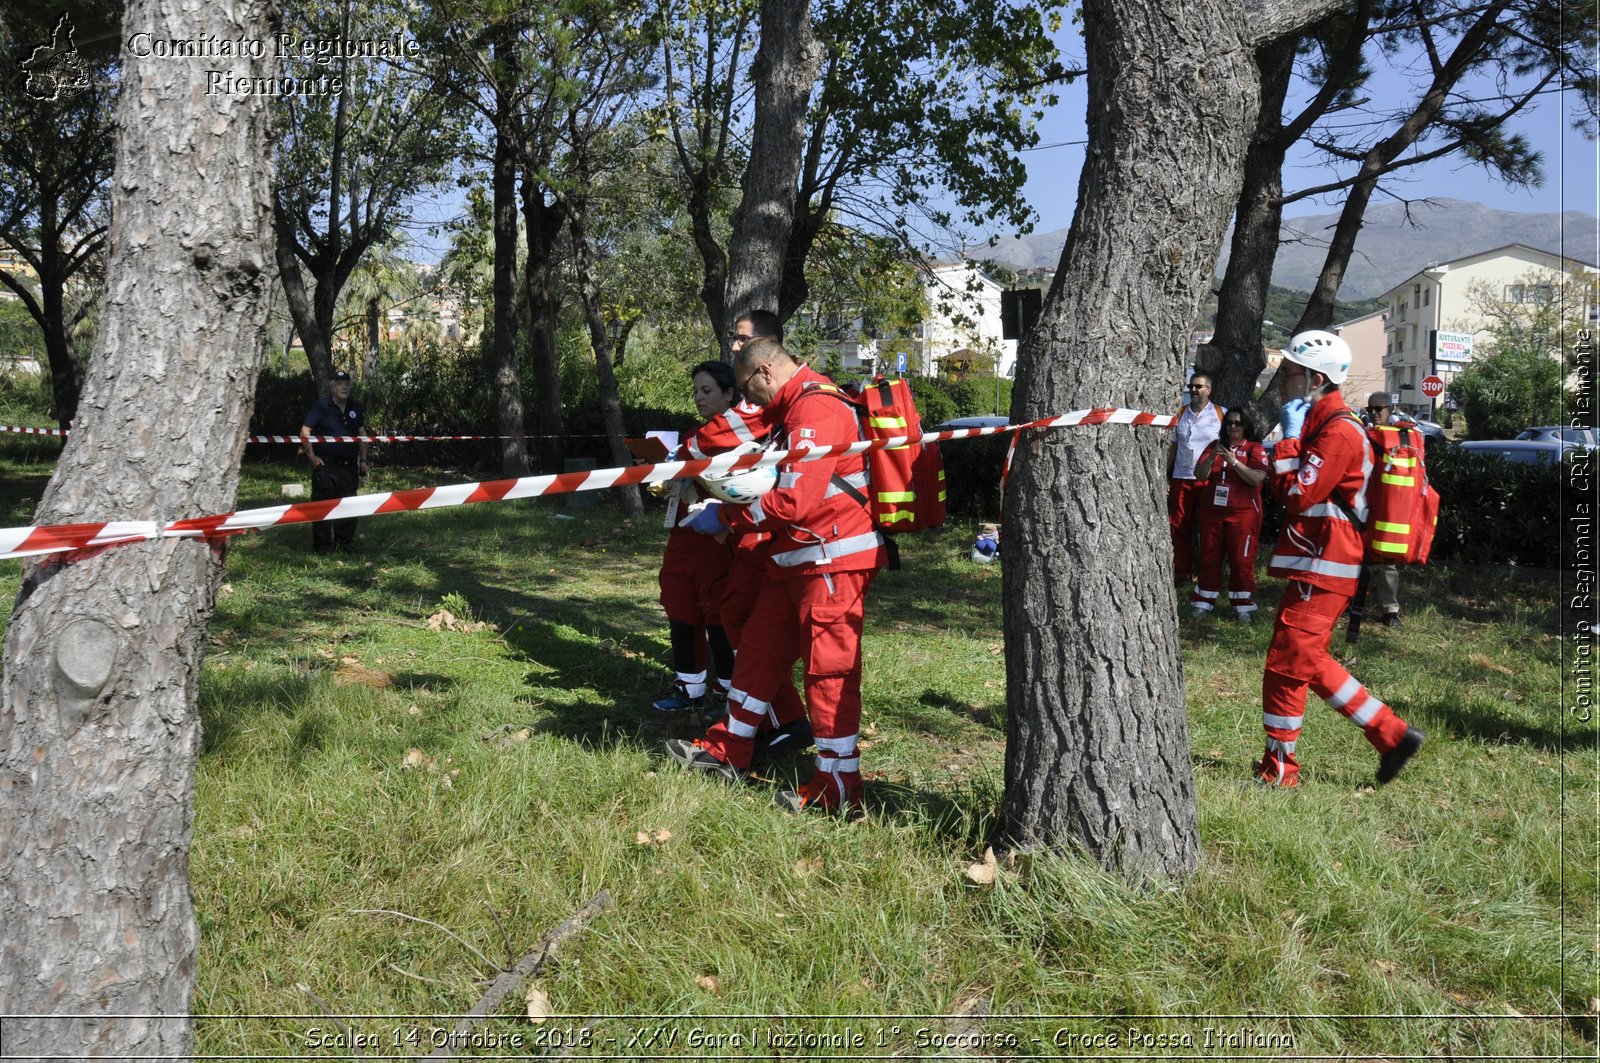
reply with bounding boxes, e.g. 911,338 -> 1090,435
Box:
521,178 -> 565,474
723,0 -> 820,332
489,33 -> 530,479
0,0 -> 278,1056
1206,37 -> 1297,413
1002,0 -> 1333,880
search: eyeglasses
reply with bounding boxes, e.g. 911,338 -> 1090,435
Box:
1224,420 -> 1244,427
736,364 -> 763,392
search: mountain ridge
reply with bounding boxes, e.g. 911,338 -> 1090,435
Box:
977,198 -> 1598,301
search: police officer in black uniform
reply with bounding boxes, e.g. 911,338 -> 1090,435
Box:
299,370 -> 368,554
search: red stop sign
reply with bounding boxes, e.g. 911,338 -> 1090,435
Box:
1420,375 -> 1445,398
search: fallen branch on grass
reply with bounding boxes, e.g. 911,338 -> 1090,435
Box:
422,890 -> 613,1061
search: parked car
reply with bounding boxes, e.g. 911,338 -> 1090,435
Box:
929,415 -> 1011,434
1404,416 -> 1446,439
1456,439 -> 1573,465
1516,425 -> 1597,448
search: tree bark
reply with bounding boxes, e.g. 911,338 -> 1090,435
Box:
567,195 -> 643,517
1205,36 -> 1298,414
521,175 -> 566,474
723,0 -> 821,339
0,0 -> 278,1058
489,31 -> 530,479
1002,0 -> 1281,881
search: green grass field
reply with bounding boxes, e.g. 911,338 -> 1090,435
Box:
1,453 -> 1594,1059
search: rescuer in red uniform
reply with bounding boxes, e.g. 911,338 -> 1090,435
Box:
1190,408 -> 1268,622
1257,331 -> 1425,788
666,336 -> 887,813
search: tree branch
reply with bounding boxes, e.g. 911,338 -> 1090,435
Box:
1244,0 -> 1349,46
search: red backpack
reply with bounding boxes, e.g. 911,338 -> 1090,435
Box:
807,377 -> 947,558
1363,422 -> 1440,565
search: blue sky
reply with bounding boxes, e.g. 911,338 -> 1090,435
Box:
402,32 -> 1598,265
1009,45 -> 1598,241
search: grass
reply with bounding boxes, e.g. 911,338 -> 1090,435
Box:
0,452 -> 1593,1059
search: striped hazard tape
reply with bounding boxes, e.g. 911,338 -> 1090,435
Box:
0,407 -> 1174,563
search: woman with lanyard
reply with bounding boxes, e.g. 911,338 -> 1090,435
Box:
651,361 -> 747,715
1190,408 -> 1269,622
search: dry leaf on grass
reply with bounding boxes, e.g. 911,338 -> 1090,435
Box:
426,609 -> 492,634
335,662 -> 394,689
1469,652 -> 1515,676
695,974 -> 721,992
525,985 -> 552,1023
964,847 -> 1001,885
634,828 -> 673,846
1374,958 -> 1399,974
793,856 -> 824,878
402,748 -> 427,770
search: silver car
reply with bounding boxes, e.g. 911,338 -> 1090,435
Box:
1516,425 -> 1598,448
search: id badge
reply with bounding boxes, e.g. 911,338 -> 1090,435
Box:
664,482 -> 683,528
1212,484 -> 1230,507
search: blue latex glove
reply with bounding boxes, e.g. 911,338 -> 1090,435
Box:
683,501 -> 724,534
1278,396 -> 1311,440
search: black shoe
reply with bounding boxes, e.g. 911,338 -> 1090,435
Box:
1376,726 -> 1424,784
1379,612 -> 1402,628
664,738 -> 742,783
754,718 -> 814,765
652,679 -> 706,713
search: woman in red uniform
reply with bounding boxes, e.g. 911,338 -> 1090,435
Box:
1190,409 -> 1268,622
652,361 -> 747,713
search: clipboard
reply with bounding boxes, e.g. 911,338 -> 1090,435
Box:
624,437 -> 671,463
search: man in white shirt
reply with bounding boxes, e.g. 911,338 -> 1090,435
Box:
1168,372 -> 1224,585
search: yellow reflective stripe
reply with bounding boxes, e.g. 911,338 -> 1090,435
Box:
1374,520 -> 1410,534
1380,473 -> 1415,487
1373,541 -> 1408,554
1386,456 -> 1417,468
937,489 -> 947,501
937,469 -> 946,480
870,416 -> 907,429
878,509 -> 918,524
876,491 -> 916,503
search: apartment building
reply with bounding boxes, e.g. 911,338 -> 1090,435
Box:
1377,243 -> 1599,416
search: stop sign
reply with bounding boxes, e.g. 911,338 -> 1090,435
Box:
1420,375 -> 1445,398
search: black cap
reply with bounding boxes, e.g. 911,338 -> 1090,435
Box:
333,370 -> 351,381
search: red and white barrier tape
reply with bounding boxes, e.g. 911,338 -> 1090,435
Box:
0,407 -> 1173,563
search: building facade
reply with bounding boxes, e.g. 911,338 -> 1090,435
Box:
1376,243 -> 1599,416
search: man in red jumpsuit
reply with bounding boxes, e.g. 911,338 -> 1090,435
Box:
667,336 -> 887,813
1258,330 -> 1424,788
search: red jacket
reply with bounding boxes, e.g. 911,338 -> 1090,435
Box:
718,365 -> 886,577
1266,391 -> 1372,594
669,400 -> 772,552
1193,439 -> 1268,514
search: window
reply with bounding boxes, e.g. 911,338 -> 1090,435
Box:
1423,288 -> 1431,307
1395,333 -> 1405,354
1399,299 -> 1409,321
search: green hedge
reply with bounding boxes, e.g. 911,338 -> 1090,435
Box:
1425,438 -> 1568,569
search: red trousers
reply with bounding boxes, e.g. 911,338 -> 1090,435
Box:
658,532 -> 733,627
700,568 -> 873,800
1192,507 -> 1260,614
714,539 -> 804,730
1167,478 -> 1208,581
1261,580 -> 1411,780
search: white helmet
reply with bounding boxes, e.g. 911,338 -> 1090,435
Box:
1286,330 -> 1352,385
696,463 -> 777,504
697,441 -> 777,505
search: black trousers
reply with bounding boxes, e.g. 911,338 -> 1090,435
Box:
311,462 -> 360,553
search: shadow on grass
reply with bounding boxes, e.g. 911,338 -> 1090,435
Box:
916,689 -> 1006,732
198,671 -> 315,756
1427,695 -> 1598,753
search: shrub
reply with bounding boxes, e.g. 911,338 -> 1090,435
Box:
1425,439 -> 1566,568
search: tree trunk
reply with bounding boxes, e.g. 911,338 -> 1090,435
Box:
723,0 -> 821,337
521,176 -> 565,474
1295,0 -> 1510,332
271,221 -> 336,390
1205,37 -> 1297,415
489,34 -> 530,479
0,0 -> 277,1057
1002,0 -> 1300,881
364,296 -> 381,379
567,197 -> 643,517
